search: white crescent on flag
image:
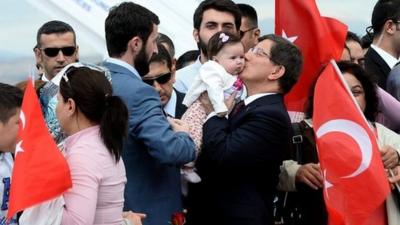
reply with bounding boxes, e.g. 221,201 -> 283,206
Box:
316,119 -> 372,178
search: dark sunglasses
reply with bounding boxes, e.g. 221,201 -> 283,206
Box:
41,46 -> 76,57
240,27 -> 257,39
143,72 -> 172,86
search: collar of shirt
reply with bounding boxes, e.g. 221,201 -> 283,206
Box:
164,89 -> 177,117
370,44 -> 399,69
105,57 -> 141,79
244,93 -> 277,106
41,73 -> 50,82
41,73 -> 63,86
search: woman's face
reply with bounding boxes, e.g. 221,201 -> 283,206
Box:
343,72 -> 366,112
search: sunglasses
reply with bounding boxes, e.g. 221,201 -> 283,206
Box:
41,46 -> 76,57
143,72 -> 172,86
240,27 -> 257,39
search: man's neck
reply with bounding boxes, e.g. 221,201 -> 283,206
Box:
42,73 -> 53,82
245,82 -> 279,97
200,51 -> 207,64
373,36 -> 400,59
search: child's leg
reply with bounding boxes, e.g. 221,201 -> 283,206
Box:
181,99 -> 207,156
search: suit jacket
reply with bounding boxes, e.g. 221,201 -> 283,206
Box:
174,89 -> 187,119
102,61 -> 195,225
186,94 -> 291,225
364,47 -> 391,90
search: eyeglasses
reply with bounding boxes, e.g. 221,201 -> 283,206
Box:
249,47 -> 278,64
240,27 -> 257,39
41,46 -> 76,57
142,72 -> 172,86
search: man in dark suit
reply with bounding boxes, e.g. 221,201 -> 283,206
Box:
103,3 -> 196,225
364,0 -> 400,90
143,44 -> 187,119
186,34 -> 303,225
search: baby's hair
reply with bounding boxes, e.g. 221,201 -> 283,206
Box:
207,32 -> 242,60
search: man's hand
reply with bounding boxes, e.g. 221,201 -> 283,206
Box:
295,163 -> 323,190
380,145 -> 399,169
167,117 -> 190,133
123,211 -> 146,225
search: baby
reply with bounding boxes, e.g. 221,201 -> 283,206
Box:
181,32 -> 246,184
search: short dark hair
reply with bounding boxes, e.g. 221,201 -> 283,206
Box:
346,31 -> 361,45
371,0 -> 400,37
207,31 -> 242,60
337,61 -> 378,121
259,34 -> 303,94
193,0 -> 241,31
237,3 -> 258,28
176,50 -> 199,70
157,33 -> 175,58
105,2 -> 160,57
149,44 -> 173,70
0,83 -> 23,124
59,67 -> 128,162
36,20 -> 76,48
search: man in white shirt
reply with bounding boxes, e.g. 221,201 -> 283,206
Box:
364,0 -> 400,90
33,21 -> 79,143
174,0 -> 242,93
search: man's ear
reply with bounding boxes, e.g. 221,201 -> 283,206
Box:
253,28 -> 261,41
128,36 -> 142,54
75,45 -> 80,61
268,65 -> 285,80
34,47 -> 42,65
193,29 -> 200,43
385,20 -> 398,35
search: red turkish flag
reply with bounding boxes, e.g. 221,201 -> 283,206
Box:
275,0 -> 348,112
313,61 -> 390,225
7,79 -> 72,219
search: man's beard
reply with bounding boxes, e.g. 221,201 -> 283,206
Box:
197,36 -> 208,60
134,47 -> 150,76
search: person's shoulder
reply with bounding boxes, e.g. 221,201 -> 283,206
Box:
176,61 -> 200,78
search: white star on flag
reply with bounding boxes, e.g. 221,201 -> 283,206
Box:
281,30 -> 298,43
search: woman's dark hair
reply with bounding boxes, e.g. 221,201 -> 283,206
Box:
337,61 -> 379,122
207,31 -> 242,60
59,66 -> 128,162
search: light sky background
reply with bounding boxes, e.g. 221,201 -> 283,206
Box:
0,0 -> 377,83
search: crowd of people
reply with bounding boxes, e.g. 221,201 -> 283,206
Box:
1,0 -> 400,225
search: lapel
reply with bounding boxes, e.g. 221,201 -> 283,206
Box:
229,94 -> 284,127
174,89 -> 188,119
365,48 -> 391,87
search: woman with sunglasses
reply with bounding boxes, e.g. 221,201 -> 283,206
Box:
55,66 -> 131,224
